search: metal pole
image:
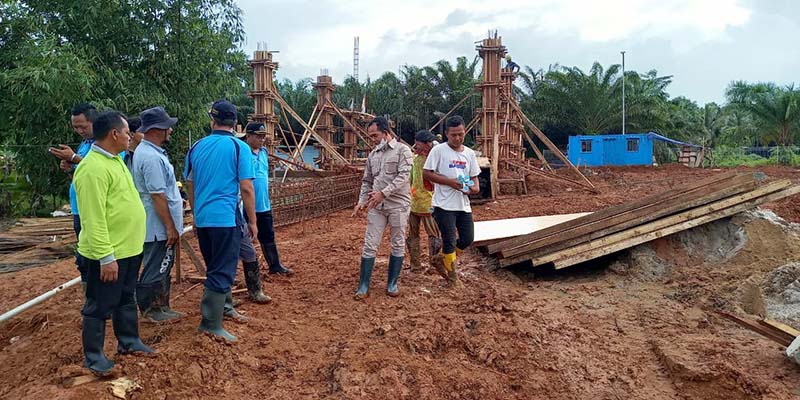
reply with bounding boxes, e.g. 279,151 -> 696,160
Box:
621,51 -> 626,135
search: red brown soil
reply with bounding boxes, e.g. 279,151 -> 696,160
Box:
1,165 -> 799,399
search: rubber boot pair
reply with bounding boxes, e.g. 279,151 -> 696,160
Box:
199,288 -> 238,342
243,261 -> 271,304
354,256 -> 403,299
137,283 -> 182,323
82,304 -> 154,375
406,238 -> 422,271
262,243 -> 294,275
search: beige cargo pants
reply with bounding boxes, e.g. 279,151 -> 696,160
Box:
362,207 -> 410,258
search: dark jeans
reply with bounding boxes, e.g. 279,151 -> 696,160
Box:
73,214 -> 87,282
432,207 -> 474,254
81,254 -> 143,319
256,211 -> 282,269
140,241 -> 173,286
196,227 -> 240,293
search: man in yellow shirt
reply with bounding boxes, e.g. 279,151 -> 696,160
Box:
74,111 -> 152,375
407,130 -> 442,272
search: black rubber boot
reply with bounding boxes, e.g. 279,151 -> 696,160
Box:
354,257 -> 375,300
223,290 -> 249,324
198,288 -> 238,342
139,283 -> 173,324
160,278 -> 185,320
113,299 -> 154,355
387,255 -> 403,297
263,244 -> 294,275
243,261 -> 271,304
82,316 -> 115,375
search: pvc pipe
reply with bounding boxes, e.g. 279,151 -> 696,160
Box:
0,226 -> 194,324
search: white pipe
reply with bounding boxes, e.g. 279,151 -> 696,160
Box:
0,226 -> 194,324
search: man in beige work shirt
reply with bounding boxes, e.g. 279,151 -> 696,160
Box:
352,116 -> 413,300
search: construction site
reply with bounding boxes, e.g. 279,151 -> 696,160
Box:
2,33 -> 800,399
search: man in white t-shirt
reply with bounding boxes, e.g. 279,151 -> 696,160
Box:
423,116 -> 481,287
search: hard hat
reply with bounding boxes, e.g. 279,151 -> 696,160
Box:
176,181 -> 183,189
505,55 -> 512,61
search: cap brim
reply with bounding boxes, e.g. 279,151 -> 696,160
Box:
234,132 -> 247,138
137,117 -> 178,133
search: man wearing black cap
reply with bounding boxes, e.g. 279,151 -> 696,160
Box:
184,100 -> 256,342
241,122 -> 294,277
407,130 -> 442,272
131,107 -> 184,323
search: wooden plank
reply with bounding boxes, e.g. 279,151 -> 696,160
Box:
486,171 -> 740,254
62,374 -> 101,388
180,236 -> 206,276
759,319 -> 800,339
547,183 -> 799,269
429,92 -> 475,131
274,92 -> 349,164
472,213 -> 591,246
500,174 -> 757,260
717,311 -> 792,346
174,238 -> 182,283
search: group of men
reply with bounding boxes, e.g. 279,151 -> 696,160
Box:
50,100 -> 292,375
354,115 -> 480,298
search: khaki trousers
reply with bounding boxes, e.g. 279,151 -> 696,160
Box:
362,207 -> 410,258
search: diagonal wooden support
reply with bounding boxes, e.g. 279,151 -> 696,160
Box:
500,91 -> 594,191
430,92 -> 475,131
326,100 -> 374,153
274,92 -> 349,164
290,105 -> 319,163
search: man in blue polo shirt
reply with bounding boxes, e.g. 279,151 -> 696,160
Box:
184,100 -> 256,343
241,122 -> 294,276
49,103 -> 97,287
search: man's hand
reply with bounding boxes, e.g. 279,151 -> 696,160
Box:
351,202 -> 366,217
468,184 -> 480,195
447,178 -> 463,191
366,190 -> 385,209
166,226 -> 180,246
248,222 -> 258,240
49,145 -> 76,161
100,261 -> 119,283
59,159 -> 72,173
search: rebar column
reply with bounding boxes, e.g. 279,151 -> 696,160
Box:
313,75 -> 337,169
247,50 -> 279,153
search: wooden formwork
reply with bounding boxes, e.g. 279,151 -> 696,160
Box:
313,75 -> 337,169
247,50 -> 279,154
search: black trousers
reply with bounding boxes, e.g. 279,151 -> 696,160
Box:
196,226 -> 240,293
256,211 -> 282,269
81,254 -> 143,319
74,214 -> 86,282
432,207 -> 474,254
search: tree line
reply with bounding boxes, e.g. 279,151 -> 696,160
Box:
1,0 -> 798,215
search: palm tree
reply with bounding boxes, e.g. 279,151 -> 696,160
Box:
726,81 -> 800,146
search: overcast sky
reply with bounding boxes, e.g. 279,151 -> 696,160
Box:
238,0 -> 798,105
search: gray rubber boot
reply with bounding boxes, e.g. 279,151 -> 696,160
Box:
387,255 -> 403,297
113,300 -> 154,355
223,290 -> 249,324
159,278 -> 185,320
354,257 -> 375,300
82,316 -> 115,375
198,288 -> 238,342
243,261 -> 271,304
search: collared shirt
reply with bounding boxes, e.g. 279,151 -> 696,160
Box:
251,147 -> 271,212
74,144 -> 145,264
359,138 -> 413,210
183,130 -> 254,228
131,140 -> 184,242
69,138 -> 95,215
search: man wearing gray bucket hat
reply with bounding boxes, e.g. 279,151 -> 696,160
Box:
130,106 -> 185,323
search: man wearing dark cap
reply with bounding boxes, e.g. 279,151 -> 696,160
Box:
406,130 -> 442,272
352,116 -> 413,299
241,122 -> 294,276
74,110 -> 152,375
184,100 -> 256,342
131,107 -> 184,323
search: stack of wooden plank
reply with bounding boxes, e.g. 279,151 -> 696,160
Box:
0,217 -> 76,273
486,172 -> 800,269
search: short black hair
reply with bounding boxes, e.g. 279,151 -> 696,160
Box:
71,103 -> 98,122
127,116 -> 142,134
93,111 -> 128,140
368,116 -> 390,133
445,115 -> 465,131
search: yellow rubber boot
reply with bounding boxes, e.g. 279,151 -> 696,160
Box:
435,252 -> 454,279
444,253 -> 462,288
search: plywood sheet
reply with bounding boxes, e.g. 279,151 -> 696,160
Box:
473,213 -> 591,246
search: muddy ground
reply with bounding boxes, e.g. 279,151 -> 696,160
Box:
1,164 -> 800,399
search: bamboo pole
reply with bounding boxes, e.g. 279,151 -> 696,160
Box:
274,91 -> 349,164
429,92 -> 475,131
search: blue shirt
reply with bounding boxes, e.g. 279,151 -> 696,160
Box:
251,147 -> 271,212
131,140 -> 184,242
183,131 -> 254,228
69,138 -> 95,215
